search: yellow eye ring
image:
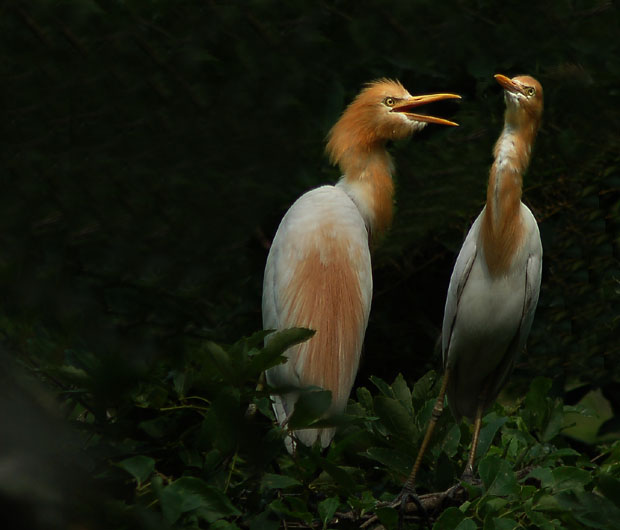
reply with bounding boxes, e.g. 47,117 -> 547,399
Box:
384,97 -> 395,107
526,87 -> 536,97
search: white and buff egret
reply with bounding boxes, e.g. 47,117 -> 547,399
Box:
402,73 -> 544,496
263,80 -> 460,452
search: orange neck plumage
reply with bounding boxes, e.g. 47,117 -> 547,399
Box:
481,118 -> 537,276
327,127 -> 395,242
338,147 -> 395,241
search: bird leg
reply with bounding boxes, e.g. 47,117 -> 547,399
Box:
392,368 -> 451,524
461,391 -> 486,482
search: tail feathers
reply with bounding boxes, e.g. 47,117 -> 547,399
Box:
294,426 -> 336,451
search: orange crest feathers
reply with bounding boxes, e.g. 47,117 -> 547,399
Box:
326,79 -> 412,169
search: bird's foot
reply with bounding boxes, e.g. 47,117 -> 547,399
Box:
443,468 -> 481,504
444,481 -> 463,501
460,466 -> 475,485
390,483 -> 430,529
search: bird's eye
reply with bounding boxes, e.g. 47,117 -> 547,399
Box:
384,97 -> 395,107
526,87 -> 536,97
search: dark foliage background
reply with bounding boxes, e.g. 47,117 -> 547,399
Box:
1,0 -> 619,528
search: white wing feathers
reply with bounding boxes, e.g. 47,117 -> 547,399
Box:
442,213 -> 482,367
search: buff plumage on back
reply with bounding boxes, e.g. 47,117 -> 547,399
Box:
277,227 -> 369,448
263,187 -> 372,451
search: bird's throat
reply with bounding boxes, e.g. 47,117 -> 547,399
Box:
481,128 -> 530,276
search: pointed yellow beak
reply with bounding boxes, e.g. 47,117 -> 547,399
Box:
391,93 -> 461,126
494,74 -> 526,96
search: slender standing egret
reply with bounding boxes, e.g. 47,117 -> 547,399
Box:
401,73 -> 544,496
263,80 -> 460,452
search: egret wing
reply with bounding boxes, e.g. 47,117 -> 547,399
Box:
442,213 -> 482,367
263,186 -> 372,449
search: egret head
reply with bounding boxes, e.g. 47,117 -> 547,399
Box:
326,79 -> 460,166
495,74 -> 544,128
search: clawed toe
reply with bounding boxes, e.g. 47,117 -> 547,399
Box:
391,485 -> 429,529
460,468 -> 475,484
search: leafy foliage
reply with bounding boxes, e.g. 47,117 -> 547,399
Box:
0,0 -> 619,528
9,329 -> 620,528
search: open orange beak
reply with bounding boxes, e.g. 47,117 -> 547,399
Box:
494,74 -> 526,96
391,93 -> 461,126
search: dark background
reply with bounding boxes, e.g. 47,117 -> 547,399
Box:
1,0 -> 619,527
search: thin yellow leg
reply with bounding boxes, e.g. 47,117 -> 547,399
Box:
463,403 -> 483,479
402,368 -> 451,491
463,388 -> 488,480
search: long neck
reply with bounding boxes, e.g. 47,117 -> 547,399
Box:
480,121 -> 535,276
336,144 -> 394,242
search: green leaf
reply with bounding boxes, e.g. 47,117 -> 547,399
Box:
545,447 -> 580,460
201,389 -> 242,452
475,413 -> 508,466
356,386 -> 374,412
392,373 -> 413,414
249,510 -> 280,530
524,377 -> 553,432
160,477 -> 240,524
370,375 -> 395,398
260,473 -> 302,491
572,489 -> 620,528
551,466 -> 591,491
376,506 -> 398,529
269,498 -> 313,523
287,389 -> 332,429
454,519 -> 478,530
365,446 -> 413,475
51,364 -> 90,386
233,329 -> 272,354
491,517 -> 518,530
481,497 -> 508,517
313,454 -> 356,493
210,521 -> 241,530
478,455 -> 517,496
541,400 -> 564,442
116,455 -> 155,486
527,467 -> 554,489
412,371 -> 437,405
256,328 -> 315,373
597,473 -> 620,509
205,341 -> 237,383
373,395 -> 414,438
160,484 -> 184,524
433,506 -> 466,529
173,370 -> 187,398
318,497 -> 339,528
441,423 -> 461,458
